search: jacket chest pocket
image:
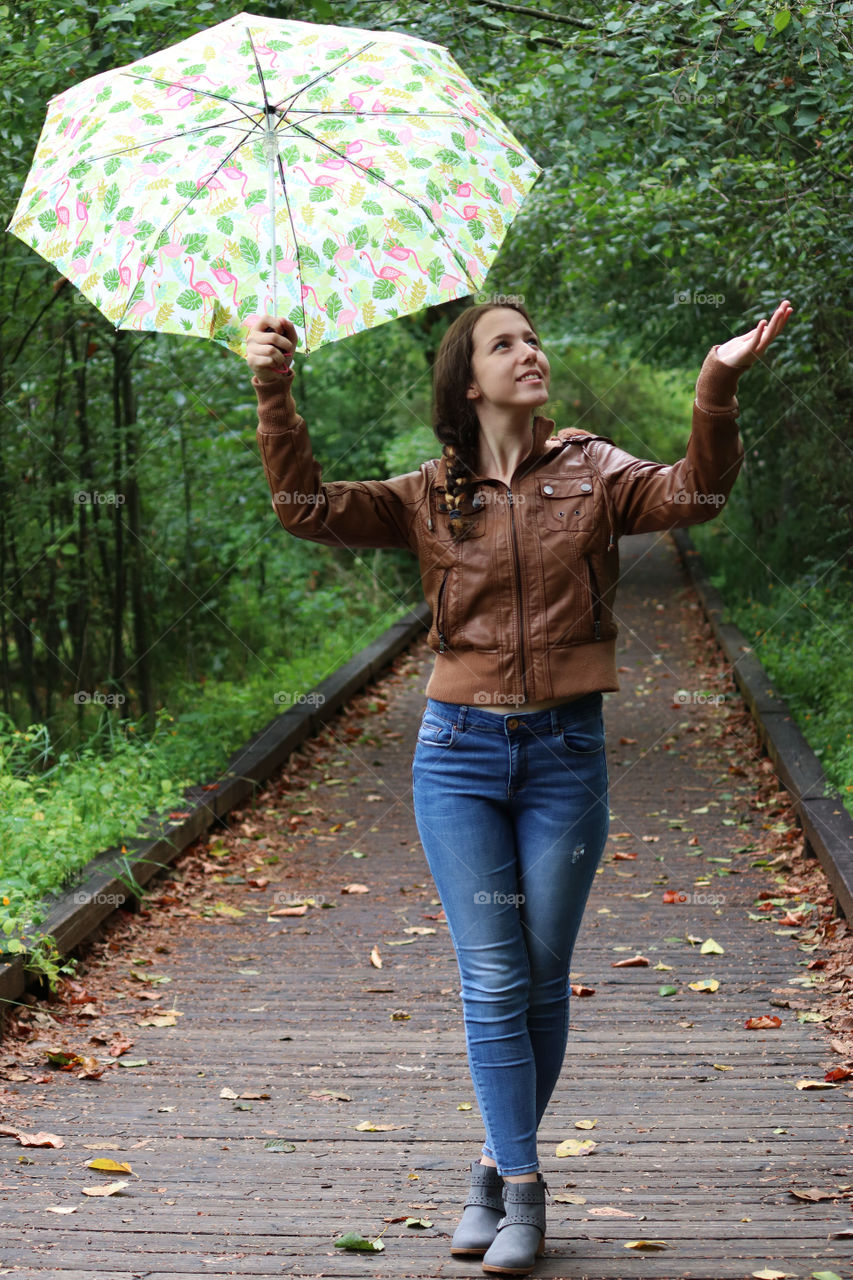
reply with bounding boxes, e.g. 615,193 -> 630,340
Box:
537,477 -> 595,532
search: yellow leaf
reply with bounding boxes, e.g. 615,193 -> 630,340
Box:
85,1159 -> 132,1174
795,1079 -> 838,1089
700,937 -> 724,954
574,1118 -> 597,1130
688,978 -> 719,992
355,1120 -> 400,1131
137,1013 -> 178,1027
624,1239 -> 669,1250
555,1138 -> 596,1157
211,902 -> 245,918
457,1103 -> 472,1111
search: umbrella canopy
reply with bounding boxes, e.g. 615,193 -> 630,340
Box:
7,12 -> 541,355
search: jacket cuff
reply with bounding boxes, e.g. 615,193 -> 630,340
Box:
254,374 -> 300,432
695,346 -> 743,414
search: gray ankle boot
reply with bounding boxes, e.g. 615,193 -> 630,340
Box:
481,1171 -> 548,1276
450,1159 -> 505,1257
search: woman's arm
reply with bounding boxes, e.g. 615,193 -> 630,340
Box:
590,300 -> 794,536
247,315 -> 421,551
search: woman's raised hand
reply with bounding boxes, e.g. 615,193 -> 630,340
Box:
246,314 -> 298,384
715,299 -> 793,369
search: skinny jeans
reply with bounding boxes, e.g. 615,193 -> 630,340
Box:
411,693 -> 609,1176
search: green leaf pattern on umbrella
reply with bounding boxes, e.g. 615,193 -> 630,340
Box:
8,12 -> 541,354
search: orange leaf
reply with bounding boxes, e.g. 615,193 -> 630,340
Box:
612,955 -> 649,968
745,1015 -> 782,1030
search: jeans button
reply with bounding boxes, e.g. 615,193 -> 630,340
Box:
506,718 -> 519,730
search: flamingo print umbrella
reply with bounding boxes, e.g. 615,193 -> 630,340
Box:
7,12 -> 542,355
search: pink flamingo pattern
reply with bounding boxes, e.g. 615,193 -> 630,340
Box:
9,12 -> 540,355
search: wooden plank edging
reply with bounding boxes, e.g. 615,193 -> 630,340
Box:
672,528 -> 853,922
0,602 -> 431,1016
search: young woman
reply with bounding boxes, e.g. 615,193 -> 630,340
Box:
247,296 -> 792,1276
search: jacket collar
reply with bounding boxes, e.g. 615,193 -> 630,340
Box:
435,414 -> 559,487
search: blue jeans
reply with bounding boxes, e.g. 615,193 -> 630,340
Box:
411,693 -> 609,1176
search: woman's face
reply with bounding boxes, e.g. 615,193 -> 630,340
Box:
466,308 -> 551,415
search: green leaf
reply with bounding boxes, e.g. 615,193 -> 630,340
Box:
773,9 -> 791,32
372,278 -> 397,300
103,183 -> 120,217
325,292 -> 343,323
239,238 -> 261,269
175,181 -> 197,199
103,268 -> 120,292
264,1138 -> 296,1152
767,101 -> 790,116
345,225 -> 369,251
238,295 -> 258,321
753,32 -> 766,52
175,288 -> 202,311
334,1232 -> 385,1252
396,209 -> 423,235
658,985 -> 678,997
362,200 -> 383,216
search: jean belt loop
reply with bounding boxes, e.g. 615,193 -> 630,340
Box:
550,707 -> 560,736
456,703 -> 467,732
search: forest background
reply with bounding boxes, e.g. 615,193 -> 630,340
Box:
1,0 -> 850,948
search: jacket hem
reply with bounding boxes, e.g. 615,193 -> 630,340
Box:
423,640 -> 622,703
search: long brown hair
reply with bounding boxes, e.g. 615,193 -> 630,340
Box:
432,301 -> 536,540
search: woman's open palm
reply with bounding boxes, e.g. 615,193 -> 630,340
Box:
716,299 -> 793,368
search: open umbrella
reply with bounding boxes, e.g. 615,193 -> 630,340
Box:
7,12 -> 541,355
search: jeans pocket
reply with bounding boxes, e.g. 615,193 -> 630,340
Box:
559,710 -> 605,756
416,713 -> 458,749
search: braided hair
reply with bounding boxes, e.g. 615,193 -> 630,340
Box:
432,300 -> 536,542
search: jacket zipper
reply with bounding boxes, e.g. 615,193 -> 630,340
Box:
436,566 -> 450,652
508,488 -> 529,701
585,554 -> 602,640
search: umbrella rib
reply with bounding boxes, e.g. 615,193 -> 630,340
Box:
113,122 -> 261,329
126,73 -> 267,128
280,115 -> 479,292
55,115 -> 265,170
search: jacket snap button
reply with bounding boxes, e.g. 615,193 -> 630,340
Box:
543,484 -> 554,495
506,718 -> 519,730
580,482 -> 592,492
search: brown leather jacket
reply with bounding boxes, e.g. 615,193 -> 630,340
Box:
255,348 -> 743,704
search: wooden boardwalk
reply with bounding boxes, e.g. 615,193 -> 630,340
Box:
1,532 -> 851,1280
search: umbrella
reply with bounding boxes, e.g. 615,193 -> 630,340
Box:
7,12 -> 541,355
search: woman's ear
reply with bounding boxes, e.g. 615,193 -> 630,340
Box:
466,380 -> 480,401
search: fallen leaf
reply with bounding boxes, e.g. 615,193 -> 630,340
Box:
570,984 -> 595,996
341,883 -> 369,894
85,1159 -> 132,1175
404,1217 -> 432,1228
136,1013 -> 178,1027
355,1121 -> 401,1132
795,1079 -> 838,1090
81,1180 -> 128,1196
745,1016 -> 782,1030
624,1239 -> 669,1250
17,1132 -> 64,1149
688,978 -> 719,993
699,938 -> 724,954
45,1206 -> 78,1214
268,905 -> 308,917
369,945 -> 382,969
334,1231 -> 384,1252
574,1118 -> 597,1130
555,1138 -> 596,1157
589,1205 -> 635,1217
553,1192 -> 586,1204
612,955 -> 649,968
403,926 -> 435,935
789,1187 -> 838,1201
264,1139 -> 296,1152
